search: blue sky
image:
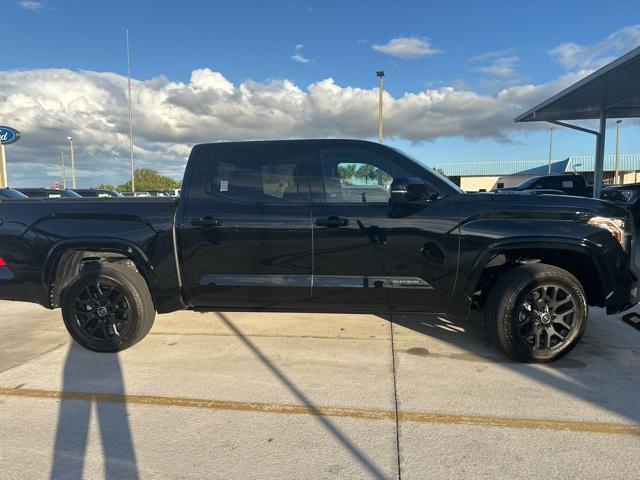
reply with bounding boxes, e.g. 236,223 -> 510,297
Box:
2,0 -> 640,186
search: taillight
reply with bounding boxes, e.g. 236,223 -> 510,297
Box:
0,258 -> 5,267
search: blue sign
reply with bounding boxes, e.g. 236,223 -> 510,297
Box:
0,126 -> 20,145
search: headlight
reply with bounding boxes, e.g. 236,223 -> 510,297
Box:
618,190 -> 639,202
587,216 -> 628,249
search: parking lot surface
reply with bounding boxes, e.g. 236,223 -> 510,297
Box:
1,301 -> 639,479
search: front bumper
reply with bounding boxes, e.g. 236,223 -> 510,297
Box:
605,268 -> 639,314
604,222 -> 640,314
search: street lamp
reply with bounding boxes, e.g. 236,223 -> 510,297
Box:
615,120 -> 622,184
67,136 -> 76,189
376,71 -> 385,144
126,28 -> 135,193
547,127 -> 554,175
60,151 -> 66,189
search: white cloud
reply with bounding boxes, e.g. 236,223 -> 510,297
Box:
290,44 -> 313,64
471,49 -> 515,62
0,66 -> 591,187
549,25 -> 640,69
17,0 -> 45,11
372,36 -> 441,59
475,56 -> 520,77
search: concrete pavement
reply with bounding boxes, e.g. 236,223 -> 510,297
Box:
1,302 -> 639,479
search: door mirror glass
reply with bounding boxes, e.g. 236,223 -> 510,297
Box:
390,177 -> 437,203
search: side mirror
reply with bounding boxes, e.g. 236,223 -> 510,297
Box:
390,177 -> 437,203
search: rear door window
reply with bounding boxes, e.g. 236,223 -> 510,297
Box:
206,148 -> 309,203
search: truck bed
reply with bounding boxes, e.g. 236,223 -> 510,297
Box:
0,197 -> 181,311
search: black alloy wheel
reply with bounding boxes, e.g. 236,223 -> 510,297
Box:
515,285 -> 577,352
73,281 -> 132,343
61,262 -> 156,352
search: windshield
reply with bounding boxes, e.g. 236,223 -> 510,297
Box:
390,147 -> 465,194
0,188 -> 28,199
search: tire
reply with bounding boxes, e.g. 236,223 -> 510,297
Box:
485,263 -> 588,363
61,262 -> 156,352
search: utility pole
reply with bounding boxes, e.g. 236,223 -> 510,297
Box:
61,151 -> 66,189
126,28 -> 135,193
547,127 -> 554,175
376,71 -> 385,144
67,136 -> 76,189
0,145 -> 7,188
615,120 -> 622,184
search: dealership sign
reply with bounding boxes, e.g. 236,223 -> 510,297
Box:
0,126 -> 20,145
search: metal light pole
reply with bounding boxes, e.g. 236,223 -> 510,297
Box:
67,136 -> 76,189
0,145 -> 7,188
547,127 -> 554,174
376,71 -> 385,144
615,120 -> 622,184
126,28 -> 135,193
60,151 -> 66,189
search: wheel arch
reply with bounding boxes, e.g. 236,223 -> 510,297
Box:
44,238 -> 158,309
465,239 -> 610,309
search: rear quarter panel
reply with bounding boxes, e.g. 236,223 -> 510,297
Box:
0,198 -> 180,311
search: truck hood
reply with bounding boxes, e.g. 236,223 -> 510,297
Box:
459,191 -> 628,219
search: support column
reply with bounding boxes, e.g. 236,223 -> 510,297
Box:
593,111 -> 607,199
0,145 -> 7,188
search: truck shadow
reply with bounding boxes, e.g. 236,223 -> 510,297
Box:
216,312 -> 390,480
50,343 -> 139,480
383,308 -> 640,427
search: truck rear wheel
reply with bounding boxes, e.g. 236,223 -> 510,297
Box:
61,262 -> 155,352
485,263 -> 588,362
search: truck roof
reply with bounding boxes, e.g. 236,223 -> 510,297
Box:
192,139 -> 382,149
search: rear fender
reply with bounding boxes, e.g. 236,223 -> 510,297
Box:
44,238 -> 158,308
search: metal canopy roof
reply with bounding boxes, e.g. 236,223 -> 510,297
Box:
515,45 -> 640,122
514,46 -> 640,198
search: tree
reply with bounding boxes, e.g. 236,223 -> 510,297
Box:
115,169 -> 181,192
355,164 -> 377,184
94,184 -> 116,191
337,164 -> 357,184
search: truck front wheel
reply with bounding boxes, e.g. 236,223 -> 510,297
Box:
61,262 -> 156,352
485,263 -> 588,362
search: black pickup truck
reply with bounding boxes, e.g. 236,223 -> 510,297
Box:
500,174 -> 592,197
0,140 -> 637,362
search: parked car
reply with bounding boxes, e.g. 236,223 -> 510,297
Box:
16,188 -> 82,198
120,191 -> 152,198
499,174 -> 591,197
0,140 -> 636,362
600,183 -> 640,222
494,188 -> 571,196
0,188 -> 28,199
73,189 -> 122,198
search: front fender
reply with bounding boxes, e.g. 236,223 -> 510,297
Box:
460,236 -> 614,303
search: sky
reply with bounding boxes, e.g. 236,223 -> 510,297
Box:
2,0 -> 640,187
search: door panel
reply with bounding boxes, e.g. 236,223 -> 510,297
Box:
181,146 -> 312,309
310,147 -> 460,312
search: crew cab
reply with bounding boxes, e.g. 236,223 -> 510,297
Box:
0,140 -> 637,362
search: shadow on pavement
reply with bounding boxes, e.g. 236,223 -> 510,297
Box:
216,312 -> 390,480
50,343 -> 139,480
385,308 -> 640,426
